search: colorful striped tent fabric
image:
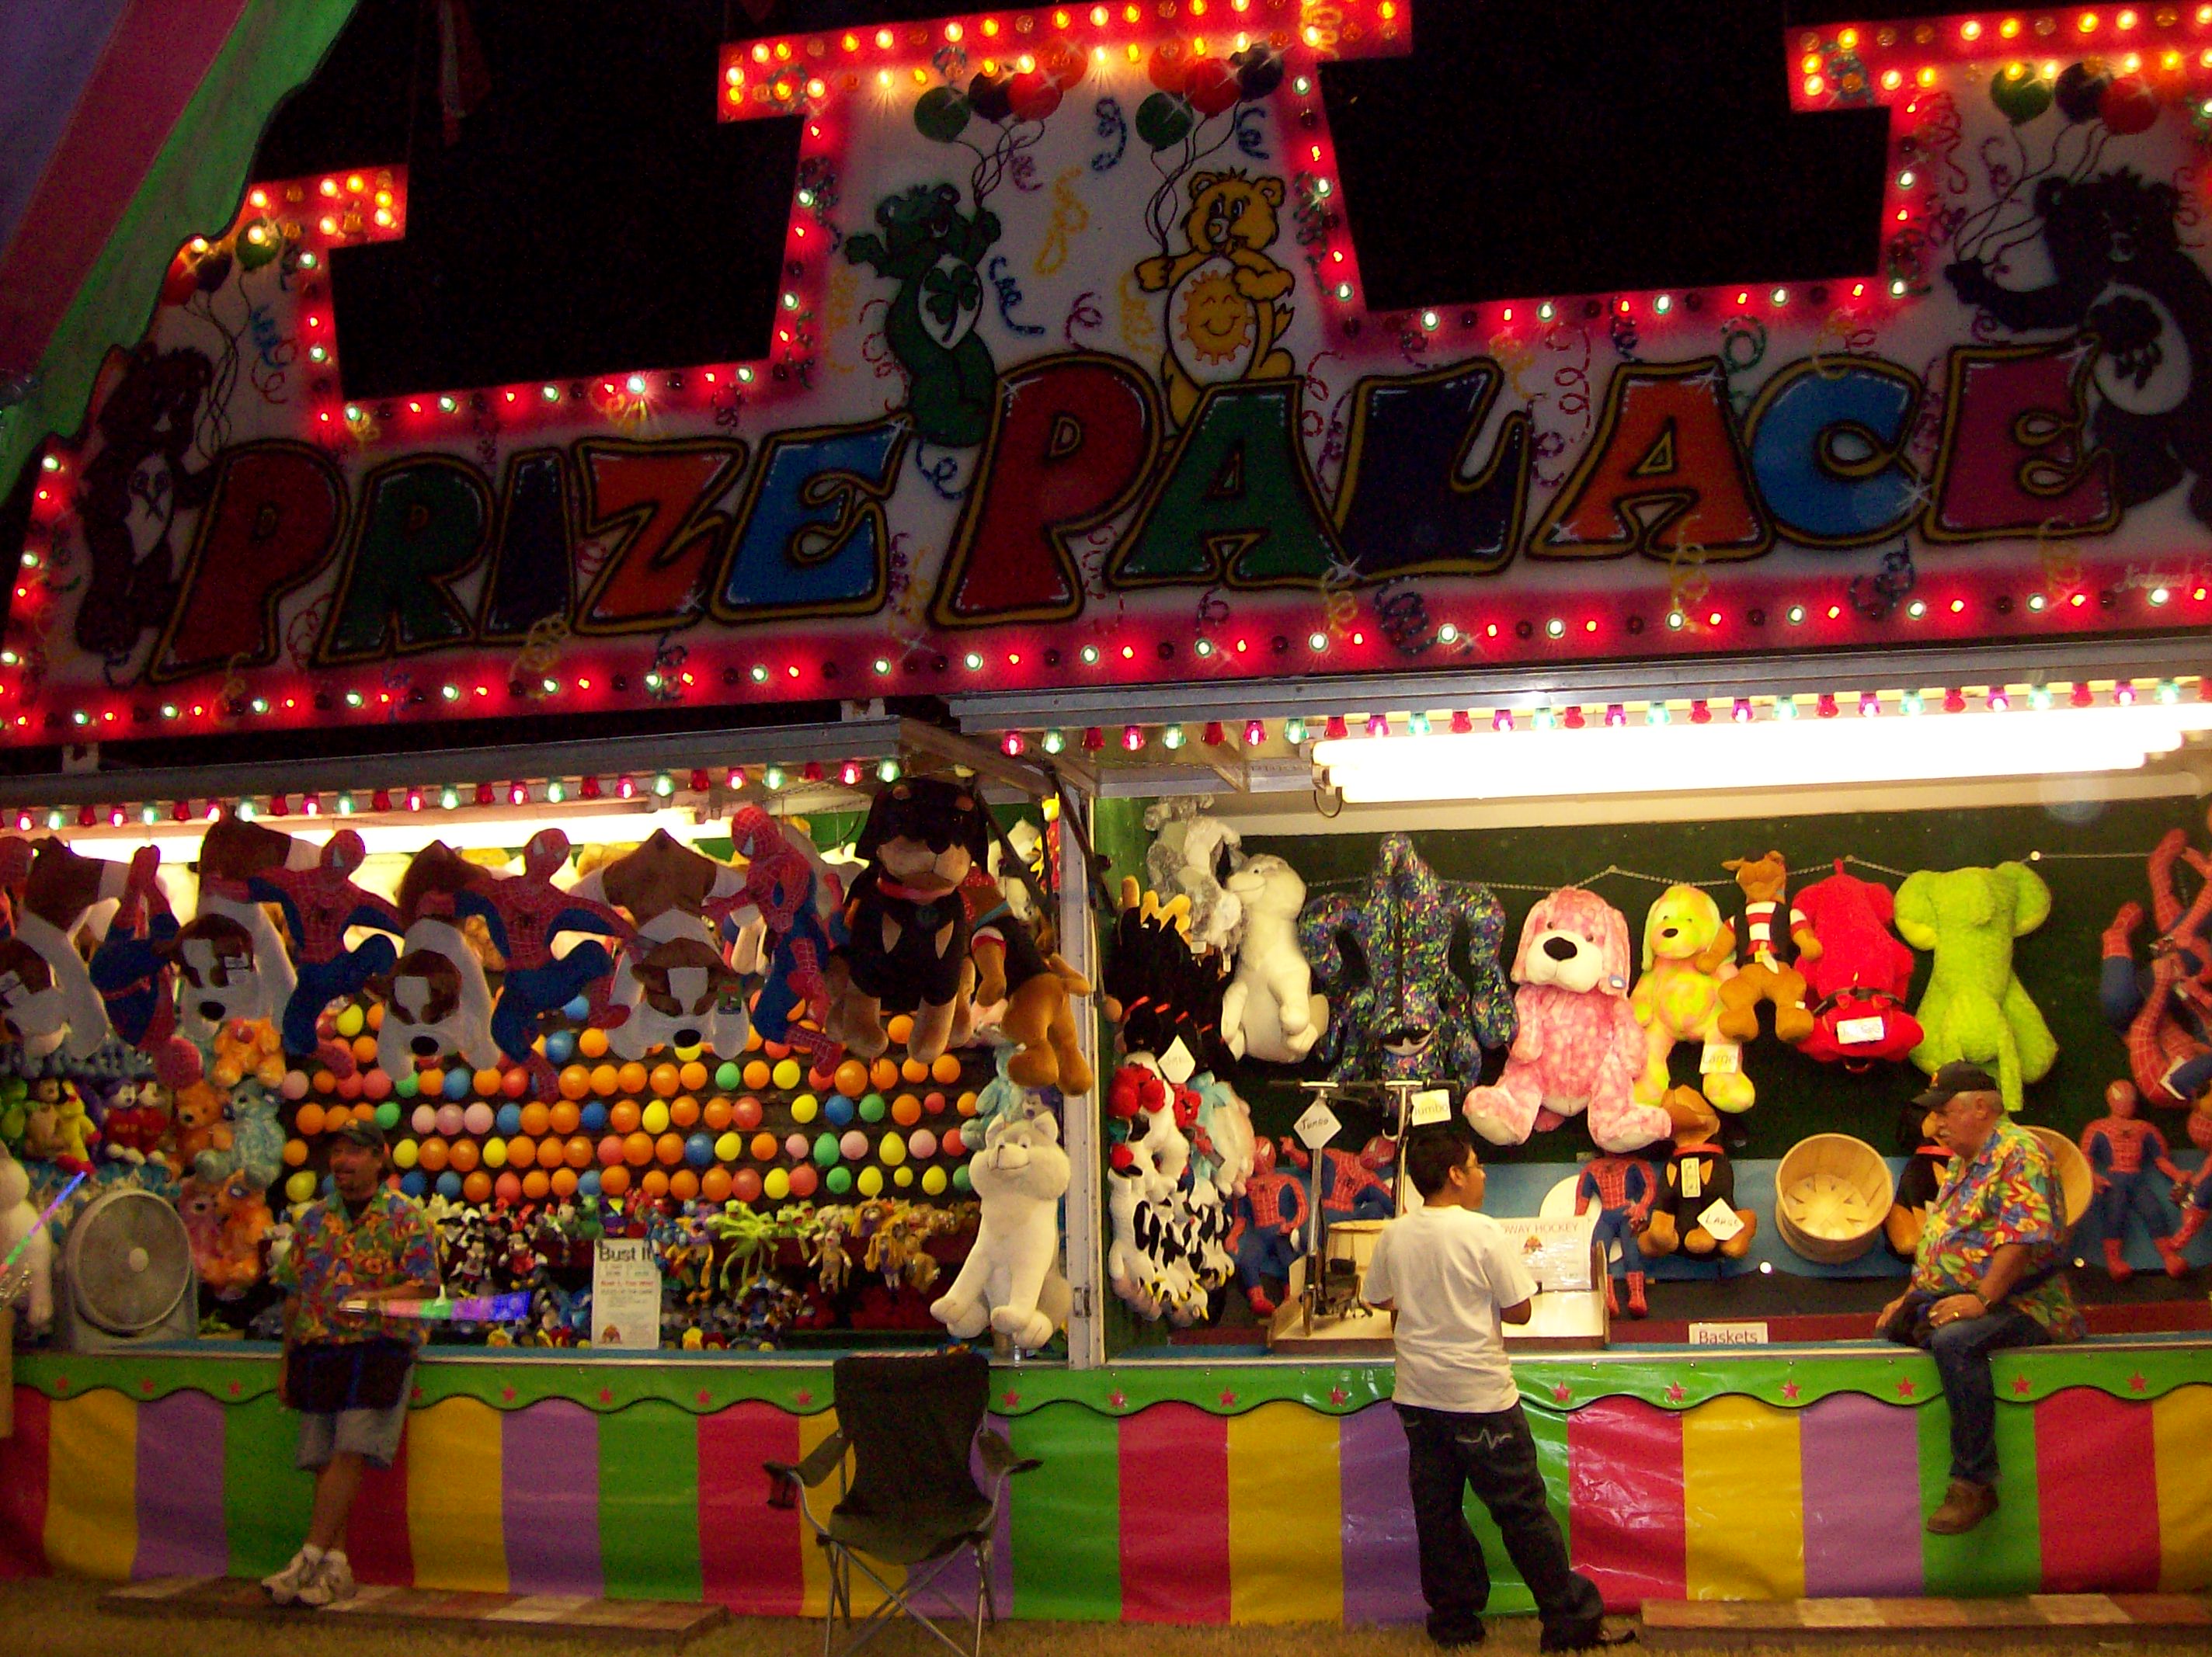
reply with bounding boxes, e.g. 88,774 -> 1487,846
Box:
5,1369 -> 2208,1617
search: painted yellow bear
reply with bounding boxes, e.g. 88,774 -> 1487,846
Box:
1135,169 -> 1297,426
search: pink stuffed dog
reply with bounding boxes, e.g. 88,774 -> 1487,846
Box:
1463,888 -> 1672,1152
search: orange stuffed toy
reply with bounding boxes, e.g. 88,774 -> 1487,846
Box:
1716,851 -> 1817,1044
1640,1086 -> 1758,1260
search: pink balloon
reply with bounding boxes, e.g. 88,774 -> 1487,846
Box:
462,1101 -> 496,1136
908,1129 -> 938,1160
411,1104 -> 439,1136
840,1130 -> 869,1161
436,1103 -> 466,1137
785,1132 -> 811,1161
362,1068 -> 392,1101
280,1069 -> 311,1100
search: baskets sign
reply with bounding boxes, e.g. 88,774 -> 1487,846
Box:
14,4 -> 2212,743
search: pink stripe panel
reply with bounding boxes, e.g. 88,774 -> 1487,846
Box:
697,1400 -> 803,1614
0,0 -> 252,373
133,1388 -> 228,1579
1118,1402 -> 1230,1624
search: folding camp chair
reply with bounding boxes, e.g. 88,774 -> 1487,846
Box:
765,1349 -> 1038,1657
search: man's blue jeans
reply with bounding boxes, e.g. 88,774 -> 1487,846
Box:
1926,1308 -> 2050,1485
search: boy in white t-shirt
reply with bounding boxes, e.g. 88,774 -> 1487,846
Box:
1363,1126 -> 1629,1652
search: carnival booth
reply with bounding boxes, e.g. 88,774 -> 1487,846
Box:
2,0 -> 2210,1626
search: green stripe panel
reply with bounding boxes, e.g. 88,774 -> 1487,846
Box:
1007,1402 -> 1119,1619
597,1401 -> 702,1602
2,0 -> 360,502
222,1391 -> 313,1579
1918,1393 -> 2041,1594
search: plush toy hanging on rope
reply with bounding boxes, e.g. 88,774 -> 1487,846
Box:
1895,863 -> 2056,1113
1299,833 -> 1515,1093
1100,877 -> 1230,1075
367,842 -> 503,1078
0,837 -> 128,1062
2100,821 -> 2212,1108
1793,860 -> 1924,1068
724,805 -> 846,1068
570,831 -> 748,1062
1219,854 -> 1327,1065
958,858 -> 1092,1094
929,1100 -> 1073,1353
1629,885 -> 1755,1117
85,846 -> 201,1087
1713,851 -> 1817,1044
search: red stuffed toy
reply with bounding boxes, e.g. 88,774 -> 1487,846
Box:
1793,860 -> 1924,1067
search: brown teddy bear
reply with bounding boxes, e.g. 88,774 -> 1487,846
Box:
1716,850 -> 1817,1044
1640,1085 -> 1758,1259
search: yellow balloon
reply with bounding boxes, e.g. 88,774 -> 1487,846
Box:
336,1005 -> 364,1038
791,1093 -> 819,1124
391,1138 -> 419,1170
763,1168 -> 791,1201
921,1166 -> 948,1196
893,1165 -> 914,1188
856,1165 -> 884,1197
715,1131 -> 743,1163
284,1169 -> 318,1204
771,1058 -> 803,1091
640,1099 -> 671,1136
482,1136 -> 509,1169
878,1132 -> 906,1166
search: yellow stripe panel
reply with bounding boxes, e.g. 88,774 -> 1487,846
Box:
1227,1401 -> 1344,1623
1682,1395 -> 1803,1601
795,1409 -> 903,1619
2153,1384 -> 2212,1590
405,1396 -> 507,1593
44,1390 -> 137,1579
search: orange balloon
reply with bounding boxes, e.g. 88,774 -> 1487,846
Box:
472,1068 -> 501,1096
701,1096 -> 733,1131
668,1169 -> 700,1202
352,1034 -> 378,1065
522,1169 -> 551,1201
448,1138 -> 481,1174
366,1002 -> 386,1030
892,1093 -> 922,1127
590,1064 -> 621,1096
639,1169 -> 670,1200
294,1102 -> 326,1137
506,1135 -> 537,1169
322,1104 -> 352,1131
519,1101 -> 551,1137
548,1099 -> 581,1136
649,1063 -> 680,1097
670,1094 -> 701,1129
577,1026 -> 610,1059
886,1013 -> 915,1045
462,1171 -> 492,1204
700,1167 -> 732,1202
656,1132 -> 685,1166
679,1061 -> 709,1093
807,1066 -> 838,1095
283,1138 -> 308,1167
565,1134 -> 594,1169
617,1061 -> 649,1096
901,1058 -> 930,1085
870,1058 -> 900,1092
743,1060 -> 771,1092
750,1131 -> 778,1162
417,1068 -> 445,1099
956,1090 -> 979,1117
550,1166 -> 579,1198
763,1039 -> 791,1061
417,1138 -> 450,1172
624,1131 -> 654,1166
558,1065 -> 592,1100
311,1069 -> 338,1094
834,1058 -> 869,1098
931,1053 -> 963,1086
744,1024 -> 765,1051
609,1099 -> 642,1135
599,1164 -> 631,1198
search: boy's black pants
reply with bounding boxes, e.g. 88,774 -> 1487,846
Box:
1396,1402 -> 1607,1649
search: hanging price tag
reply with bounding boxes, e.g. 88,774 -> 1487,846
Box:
1699,1041 -> 1742,1075
1409,1089 -> 1453,1127
1836,1014 -> 1887,1047
1696,1199 -> 1744,1243
1294,1101 -> 1343,1149
1158,1037 -> 1197,1086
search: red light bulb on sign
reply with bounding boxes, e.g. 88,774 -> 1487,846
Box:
1003,732 -> 1026,757
476,782 -> 496,808
510,782 -> 529,806
1731,699 -> 1753,723
2071,683 -> 2095,708
302,794 -> 321,816
690,769 -> 711,792
1121,724 -> 1145,752
1081,728 -> 1104,752
1243,719 -> 1266,746
1203,721 -> 1226,747
269,793 -> 289,817
1942,689 -> 1967,714
1816,693 -> 1838,719
616,775 -> 636,801
1365,714 -> 1389,738
580,776 -> 603,801
372,789 -> 393,812
171,801 -> 191,824
1324,715 -> 1349,741
1689,700 -> 1711,724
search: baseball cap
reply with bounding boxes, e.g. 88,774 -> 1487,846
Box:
1913,1061 -> 2000,1109
332,1117 -> 388,1152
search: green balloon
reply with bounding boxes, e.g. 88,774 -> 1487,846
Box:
916,85 -> 972,143
1136,91 -> 1195,150
715,1061 -> 742,1092
395,1072 -> 420,1099
1989,64 -> 2052,125
858,1092 -> 887,1124
374,1101 -> 402,1131
813,1131 -> 841,1168
826,1166 -> 854,1196
952,1163 -> 972,1193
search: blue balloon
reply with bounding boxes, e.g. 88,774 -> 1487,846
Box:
825,1094 -> 856,1127
399,1170 -> 427,1198
579,1100 -> 608,1134
565,995 -> 590,1021
441,1067 -> 471,1100
685,1132 -> 715,1169
436,1170 -> 463,1198
544,1029 -> 576,1065
495,1103 -> 524,1136
577,1169 -> 601,1199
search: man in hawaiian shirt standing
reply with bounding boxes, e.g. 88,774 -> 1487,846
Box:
1876,1062 -> 2084,1535
262,1119 -> 440,1607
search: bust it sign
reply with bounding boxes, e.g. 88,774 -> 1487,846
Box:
16,4 -> 2212,743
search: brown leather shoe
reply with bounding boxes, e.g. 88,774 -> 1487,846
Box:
1926,1478 -> 1998,1534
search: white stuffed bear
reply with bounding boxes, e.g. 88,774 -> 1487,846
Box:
0,1143 -> 54,1331
1143,803 -> 1243,954
1219,855 -> 1327,1062
930,1106 -> 1073,1351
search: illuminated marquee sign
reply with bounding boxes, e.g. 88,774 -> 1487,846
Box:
12,2 -> 2212,746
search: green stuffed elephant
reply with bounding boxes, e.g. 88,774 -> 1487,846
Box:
1894,863 -> 2057,1113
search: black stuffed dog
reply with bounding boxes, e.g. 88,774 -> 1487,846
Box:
827,778 -> 993,1065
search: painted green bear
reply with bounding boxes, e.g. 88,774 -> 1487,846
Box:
843,183 -> 1000,448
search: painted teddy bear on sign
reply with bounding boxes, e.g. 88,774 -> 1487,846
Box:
1895,863 -> 2057,1113
1136,169 -> 1297,426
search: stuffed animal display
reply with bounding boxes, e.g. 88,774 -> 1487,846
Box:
1715,852 -> 1816,1044
1885,1100 -> 1953,1258
2101,823 -> 2212,1107
1101,1059 -> 1245,1324
1300,833 -> 1515,1091
1630,885 -> 1755,1116
1463,886 -> 1668,1152
2081,1079 -> 2190,1279
572,832 -> 750,1064
370,843 -> 503,1079
1219,855 -> 1327,1064
1895,863 -> 2057,1113
1144,801 -> 1244,953
1230,1135 -> 1309,1316
0,1140 -> 54,1329
1793,861 -> 1924,1068
1640,1086 -> 1757,1260
960,865 -> 1093,1094
0,839 -> 130,1061
1575,1154 -> 1657,1318
929,1103 -> 1072,1350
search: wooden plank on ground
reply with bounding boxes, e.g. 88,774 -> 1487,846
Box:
1641,1594 -> 2212,1647
100,1575 -> 727,1644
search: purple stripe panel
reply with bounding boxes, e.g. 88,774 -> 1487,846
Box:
1800,1391 -> 1923,1597
134,1389 -> 228,1579
502,1399 -> 603,1597
1340,1404 -> 1424,1625
920,1414 -> 1017,1620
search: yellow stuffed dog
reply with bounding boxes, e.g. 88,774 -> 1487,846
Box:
1629,885 -> 1756,1114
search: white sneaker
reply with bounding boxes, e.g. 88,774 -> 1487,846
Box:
297,1551 -> 356,1608
261,1548 -> 322,1605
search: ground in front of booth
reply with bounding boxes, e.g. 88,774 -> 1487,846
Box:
5,1578 -> 2210,1657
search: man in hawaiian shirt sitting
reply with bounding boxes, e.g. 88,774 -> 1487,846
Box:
1876,1061 -> 2083,1534
262,1119 -> 440,1606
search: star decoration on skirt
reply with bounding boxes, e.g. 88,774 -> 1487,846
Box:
794,1389 -> 815,1407
2011,1375 -> 2033,1395
697,1388 -> 714,1407
1219,1388 -> 1239,1408
1664,1382 -> 1686,1403
1002,1389 -> 1022,1409
1552,1383 -> 1574,1405
1895,1377 -> 1917,1398
1780,1381 -> 1802,1402
1329,1386 -> 1351,1406
2128,1373 -> 2148,1392
1107,1389 -> 1128,1410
